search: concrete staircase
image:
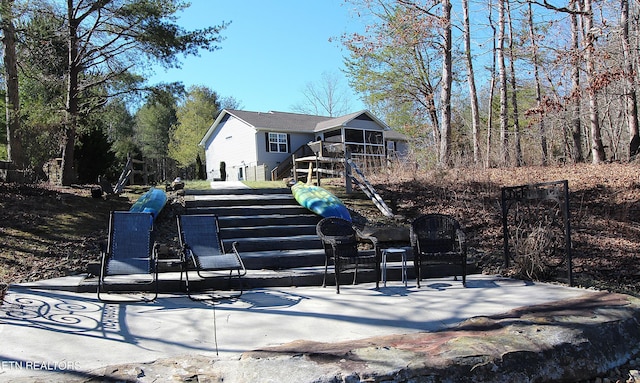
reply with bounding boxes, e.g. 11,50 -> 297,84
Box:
183,187 -> 326,271
76,185 -> 396,294
181,187 -> 386,290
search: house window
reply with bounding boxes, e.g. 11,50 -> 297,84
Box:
344,128 -> 385,158
365,131 -> 383,145
345,129 -> 364,143
323,129 -> 342,143
268,132 -> 288,153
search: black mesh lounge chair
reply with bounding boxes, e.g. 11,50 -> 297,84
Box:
97,211 -> 159,302
410,214 -> 467,287
177,214 -> 246,300
316,217 -> 381,294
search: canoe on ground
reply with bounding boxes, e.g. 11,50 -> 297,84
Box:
291,181 -> 351,221
129,187 -> 167,220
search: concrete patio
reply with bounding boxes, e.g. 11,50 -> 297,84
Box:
2,274 -> 639,382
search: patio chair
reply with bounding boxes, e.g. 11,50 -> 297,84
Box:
316,217 -> 381,294
410,214 -> 467,288
177,214 -> 246,300
97,211 -> 159,302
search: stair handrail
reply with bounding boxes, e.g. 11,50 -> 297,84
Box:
271,143 -> 316,181
113,156 -> 134,194
346,158 -> 394,218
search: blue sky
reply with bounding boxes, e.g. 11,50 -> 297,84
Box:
149,0 -> 366,114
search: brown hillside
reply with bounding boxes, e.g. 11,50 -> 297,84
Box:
360,163 -> 640,295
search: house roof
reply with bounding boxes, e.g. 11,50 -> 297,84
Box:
225,110 -> 332,133
313,110 -> 390,132
200,109 -> 407,147
384,129 -> 409,141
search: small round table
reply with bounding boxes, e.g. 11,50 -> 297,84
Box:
381,248 -> 408,287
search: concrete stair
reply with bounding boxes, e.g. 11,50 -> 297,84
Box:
176,187 -> 388,290
184,188 -> 327,271
76,186 -> 413,294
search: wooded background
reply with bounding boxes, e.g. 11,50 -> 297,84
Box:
342,0 -> 640,169
1,0 -> 639,185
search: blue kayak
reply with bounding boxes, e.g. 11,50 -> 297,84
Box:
291,182 -> 351,221
129,187 -> 167,220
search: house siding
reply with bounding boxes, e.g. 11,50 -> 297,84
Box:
203,117 -> 257,181
343,118 -> 385,131
256,131 -> 315,179
201,109 -> 410,182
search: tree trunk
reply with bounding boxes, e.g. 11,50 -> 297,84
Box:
429,93 -> 441,155
423,79 -> 440,154
485,0 -> 498,169
61,0 -> 79,185
569,0 -> 584,163
620,0 -> 640,159
507,0 -> 522,166
527,1 -> 548,165
498,0 -> 509,166
583,0 -> 606,163
439,0 -> 453,167
1,0 -> 25,172
462,0 -> 481,165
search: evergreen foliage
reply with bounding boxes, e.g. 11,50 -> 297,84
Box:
169,86 -> 221,169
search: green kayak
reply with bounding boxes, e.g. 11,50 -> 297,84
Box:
290,181 -> 351,221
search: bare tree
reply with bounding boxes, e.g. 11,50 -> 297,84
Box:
569,0 -> 585,163
526,0 -> 548,165
291,71 -> 352,117
506,0 -> 522,166
462,0 -> 481,165
439,0 -> 453,166
345,0 -> 633,167
498,0 -> 510,166
583,0 -> 606,163
486,0 -> 498,169
396,0 -> 453,166
620,0 -> 640,159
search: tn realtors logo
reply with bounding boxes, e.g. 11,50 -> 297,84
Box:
1,360 -> 81,371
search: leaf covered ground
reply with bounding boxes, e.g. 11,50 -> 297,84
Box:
1,163 -> 639,302
340,162 -> 640,296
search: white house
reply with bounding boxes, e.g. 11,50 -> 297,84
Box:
199,109 -> 408,181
